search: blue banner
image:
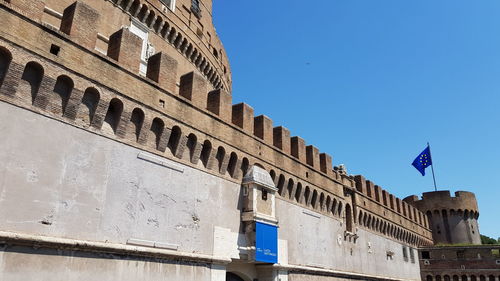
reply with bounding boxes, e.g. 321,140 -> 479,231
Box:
255,222 -> 278,263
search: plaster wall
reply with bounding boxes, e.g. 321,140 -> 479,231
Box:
0,101 -> 243,256
276,199 -> 422,280
0,245 -> 213,281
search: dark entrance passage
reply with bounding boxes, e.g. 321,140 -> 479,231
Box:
226,272 -> 245,281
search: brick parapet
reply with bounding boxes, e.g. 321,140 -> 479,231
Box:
0,2 -> 431,247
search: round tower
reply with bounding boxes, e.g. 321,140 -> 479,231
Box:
404,191 -> 480,245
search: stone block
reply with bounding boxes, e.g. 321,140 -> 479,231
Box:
306,145 -> 320,168
107,28 -> 142,73
231,103 -> 254,134
179,71 -> 207,108
319,153 -> 332,175
207,88 -> 232,122
254,115 -> 273,144
60,1 -> 100,50
147,52 -> 178,94
273,126 -> 290,154
291,136 -> 306,162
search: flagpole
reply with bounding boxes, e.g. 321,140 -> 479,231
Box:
427,142 -> 438,192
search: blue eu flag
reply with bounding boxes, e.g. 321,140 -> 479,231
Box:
412,146 -> 433,176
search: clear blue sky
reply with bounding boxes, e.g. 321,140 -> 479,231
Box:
213,0 -> 500,239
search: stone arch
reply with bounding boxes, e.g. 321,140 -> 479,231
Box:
153,16 -> 163,33
311,189 -> 318,209
215,146 -> 226,174
304,186 -> 311,206
488,275 -> 494,281
103,98 -> 123,134
186,133 -> 198,164
240,157 -> 249,177
129,108 -> 145,142
461,275 -> 468,281
137,5 -> 149,22
479,275 -> 486,281
294,182 -> 302,203
319,193 -> 325,211
444,275 -> 451,281
149,117 -> 164,150
331,198 -> 338,216
0,46 -> 12,88
168,126 -> 183,158
21,61 -> 44,103
470,275 -> 477,281
52,75 -> 74,115
200,140 -> 212,168
168,27 -> 177,43
227,152 -> 238,178
345,204 -> 353,232
226,272 -> 248,281
436,275 -> 442,281
78,87 -> 100,125
128,0 -> 141,15
426,275 -> 433,281
146,10 -> 156,27
277,174 -> 286,196
287,178 -> 295,200
326,196 -> 332,213
269,170 -> 276,183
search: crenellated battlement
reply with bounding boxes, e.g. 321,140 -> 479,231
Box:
404,190 -> 481,245
0,0 -> 432,247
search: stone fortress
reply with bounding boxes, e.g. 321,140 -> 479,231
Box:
0,0 -> 495,280
404,191 -> 500,281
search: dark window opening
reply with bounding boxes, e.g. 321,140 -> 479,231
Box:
50,44 -> 60,56
191,0 -> 201,18
422,251 -> 430,259
262,189 -> 268,201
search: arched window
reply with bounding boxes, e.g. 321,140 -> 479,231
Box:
269,170 -> 276,183
479,276 -> 486,281
277,175 -> 285,196
149,118 -> 164,150
304,186 -> 311,206
326,196 -> 332,213
168,126 -> 183,158
331,199 -> 338,216
215,146 -> 225,174
21,61 -> 44,103
0,47 -> 12,88
227,152 -> 238,178
488,276 -> 495,281
345,204 -> 353,232
435,275 -> 442,281
200,140 -> 212,167
444,275 -> 451,281
294,183 -> 302,203
461,275 -> 468,281
137,5 -> 149,22
240,158 -> 249,177
426,275 -> 433,281
319,193 -> 325,211
53,75 -> 74,115
470,276 -> 477,281
337,202 -> 343,217
287,179 -> 295,199
311,190 -> 318,209
103,98 -> 123,134
78,87 -> 100,125
129,108 -> 145,142
186,134 -> 198,164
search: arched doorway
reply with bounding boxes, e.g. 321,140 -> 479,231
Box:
226,272 -> 245,281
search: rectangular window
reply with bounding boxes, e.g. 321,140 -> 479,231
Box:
191,0 -> 201,18
160,0 -> 176,11
457,250 -> 465,259
129,19 -> 149,75
409,248 -> 415,263
402,246 -> 409,262
421,251 -> 430,259
262,189 -> 268,201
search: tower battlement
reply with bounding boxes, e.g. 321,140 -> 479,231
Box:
405,190 -> 481,245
